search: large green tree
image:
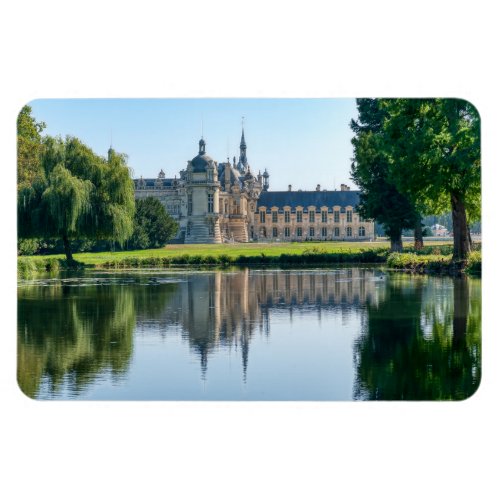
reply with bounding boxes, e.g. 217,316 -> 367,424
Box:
382,99 -> 480,260
128,196 -> 179,249
350,99 -> 420,252
18,137 -> 135,262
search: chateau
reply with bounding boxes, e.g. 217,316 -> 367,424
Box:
134,128 -> 374,243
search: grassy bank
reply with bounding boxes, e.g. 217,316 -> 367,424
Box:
386,251 -> 482,276
18,241 -> 480,278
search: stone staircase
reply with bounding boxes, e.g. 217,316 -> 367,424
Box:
184,216 -> 222,244
227,219 -> 249,243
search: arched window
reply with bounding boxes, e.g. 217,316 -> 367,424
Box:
334,227 -> 340,237
346,226 -> 352,237
359,226 -> 365,237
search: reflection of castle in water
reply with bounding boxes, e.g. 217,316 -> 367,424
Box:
136,268 -> 379,379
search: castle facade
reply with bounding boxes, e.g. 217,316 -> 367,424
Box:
133,129 -> 374,243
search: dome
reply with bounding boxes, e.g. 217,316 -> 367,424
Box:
191,137 -> 214,172
191,152 -> 214,172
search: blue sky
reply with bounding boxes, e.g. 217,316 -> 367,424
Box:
29,98 -> 359,191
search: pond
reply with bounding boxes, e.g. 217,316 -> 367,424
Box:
17,267 -> 481,400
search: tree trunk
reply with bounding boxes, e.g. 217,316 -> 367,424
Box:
62,234 -> 74,264
414,216 -> 424,251
390,233 -> 403,253
451,193 -> 471,260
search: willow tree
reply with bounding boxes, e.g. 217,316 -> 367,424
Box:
18,136 -> 135,262
382,99 -> 480,260
350,99 -> 420,252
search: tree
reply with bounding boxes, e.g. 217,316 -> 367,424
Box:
18,136 -> 135,262
128,197 -> 179,249
350,99 -> 420,252
382,99 -> 480,260
17,105 -> 46,190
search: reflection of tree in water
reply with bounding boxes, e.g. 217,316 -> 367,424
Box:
353,276 -> 481,400
18,283 -> 136,398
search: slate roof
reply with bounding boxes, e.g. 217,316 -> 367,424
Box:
257,190 -> 361,211
191,153 -> 215,172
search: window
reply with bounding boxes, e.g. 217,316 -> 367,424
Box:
347,210 -> 352,223
207,193 -> 214,213
309,227 -> 315,237
346,226 -> 352,237
296,211 -> 303,223
297,227 -> 303,237
334,210 -> 340,223
284,227 -> 290,237
334,227 -> 340,237
322,211 -> 327,223
358,214 -> 364,223
284,211 -> 290,223
321,227 -> 327,237
359,226 -> 366,237
309,211 -> 315,223
272,227 -> 278,237
272,211 -> 278,223
208,169 -> 213,181
260,211 -> 266,223
187,194 -> 193,216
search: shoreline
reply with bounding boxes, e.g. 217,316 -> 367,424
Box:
17,247 -> 481,279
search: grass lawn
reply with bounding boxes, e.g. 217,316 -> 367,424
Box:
24,240 -> 453,266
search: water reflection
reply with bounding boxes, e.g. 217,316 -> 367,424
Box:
353,275 -> 481,400
17,268 -> 481,400
18,282 -> 136,398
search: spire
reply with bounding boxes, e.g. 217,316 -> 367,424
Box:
237,117 -> 248,170
240,117 -> 246,149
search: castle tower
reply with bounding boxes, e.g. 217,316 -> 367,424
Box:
184,137 -> 222,244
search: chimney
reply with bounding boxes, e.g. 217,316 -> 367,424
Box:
288,184 -> 292,192
316,184 -> 321,191
341,183 -> 350,191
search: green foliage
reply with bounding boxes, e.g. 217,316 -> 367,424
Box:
128,197 -> 179,249
18,238 -> 42,255
17,105 -> 46,190
383,99 -> 481,221
386,250 -> 481,276
382,99 -> 480,260
18,136 -> 135,260
350,99 -> 418,246
96,247 -> 388,269
17,257 -> 63,279
465,251 -> 481,275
